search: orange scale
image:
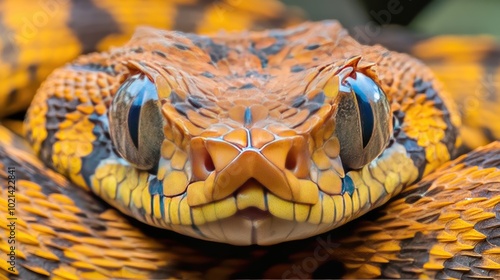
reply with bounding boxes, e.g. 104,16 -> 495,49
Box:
198,107 -> 219,119
311,148 -> 332,170
183,120 -> 204,136
250,128 -> 275,149
187,110 -> 217,128
283,109 -> 309,128
318,169 -> 343,195
75,104 -> 94,115
324,137 -> 340,158
281,108 -> 298,119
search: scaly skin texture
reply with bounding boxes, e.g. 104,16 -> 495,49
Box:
3,123 -> 500,279
24,21 -> 459,246
0,2 -> 500,279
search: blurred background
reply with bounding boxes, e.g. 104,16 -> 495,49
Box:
283,0 -> 500,38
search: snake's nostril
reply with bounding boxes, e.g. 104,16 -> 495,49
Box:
204,153 -> 215,172
285,149 -> 298,171
285,137 -> 310,178
191,138 -> 214,180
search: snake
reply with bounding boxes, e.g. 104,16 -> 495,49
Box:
2,1 -> 500,279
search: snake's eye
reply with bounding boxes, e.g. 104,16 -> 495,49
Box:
109,74 -> 164,172
335,72 -> 392,170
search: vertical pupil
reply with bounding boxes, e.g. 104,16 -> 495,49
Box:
354,91 -> 374,148
128,91 -> 143,149
346,76 -> 375,148
124,74 -> 158,150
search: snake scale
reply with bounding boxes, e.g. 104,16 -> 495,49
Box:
1,0 -> 500,279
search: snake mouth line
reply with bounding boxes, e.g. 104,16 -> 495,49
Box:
153,178 -> 358,245
175,178 -> 354,227
236,207 -> 272,221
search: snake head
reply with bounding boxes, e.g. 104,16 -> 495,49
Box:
106,23 -> 396,245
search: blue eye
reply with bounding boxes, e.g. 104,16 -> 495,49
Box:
336,72 -> 392,170
346,74 -> 384,148
109,74 -> 164,172
125,75 -> 159,149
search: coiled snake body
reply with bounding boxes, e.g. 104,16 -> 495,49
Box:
2,1 -> 500,279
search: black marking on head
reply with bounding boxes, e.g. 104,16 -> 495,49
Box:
244,107 -> 252,126
187,96 -> 204,109
291,91 -> 325,115
245,71 -> 259,77
68,0 -> 121,54
240,83 -> 255,89
243,71 -> 270,79
201,71 -> 214,78
170,91 -> 184,104
310,91 -> 326,104
261,35 -> 286,56
174,43 -> 191,51
393,110 -> 406,126
80,113 -> 115,186
249,42 -> 269,69
304,103 -> 322,116
188,34 -> 228,64
305,43 -> 320,50
174,103 -> 192,117
291,96 -> 307,108
290,65 -> 305,73
152,50 -> 167,58
132,47 -> 144,53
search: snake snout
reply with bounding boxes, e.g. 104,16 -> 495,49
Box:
187,131 -> 318,207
